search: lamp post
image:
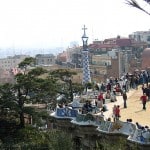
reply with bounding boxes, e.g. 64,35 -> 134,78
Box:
118,48 -> 121,78
81,25 -> 91,85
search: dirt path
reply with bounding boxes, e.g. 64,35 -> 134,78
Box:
120,85 -> 150,127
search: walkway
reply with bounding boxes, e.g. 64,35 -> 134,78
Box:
103,86 -> 150,127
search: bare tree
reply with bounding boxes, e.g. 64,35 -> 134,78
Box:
125,0 -> 150,15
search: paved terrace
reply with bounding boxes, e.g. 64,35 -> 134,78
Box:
103,85 -> 150,127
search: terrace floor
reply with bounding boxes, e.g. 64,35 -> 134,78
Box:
103,85 -> 150,127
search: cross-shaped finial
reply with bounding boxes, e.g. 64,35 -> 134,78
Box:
82,25 -> 87,36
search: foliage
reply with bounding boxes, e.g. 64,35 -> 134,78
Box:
50,69 -> 77,81
125,0 -> 150,15
96,137 -> 127,150
0,61 -> 84,129
50,69 -> 84,102
18,57 -> 35,69
0,119 -> 18,144
0,61 -> 85,149
0,127 -> 73,150
72,82 -> 84,94
0,58 -> 58,128
85,82 -> 93,89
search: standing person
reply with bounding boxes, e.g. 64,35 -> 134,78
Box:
100,83 -> 105,92
148,84 -> 150,101
98,92 -> 105,104
97,93 -> 103,109
107,83 -> 111,92
140,93 -> 148,110
122,91 -> 127,108
145,85 -> 150,101
115,105 -> 120,121
112,105 -> 117,122
142,84 -> 146,94
135,76 -> 139,90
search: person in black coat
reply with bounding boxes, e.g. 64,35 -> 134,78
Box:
122,91 -> 127,108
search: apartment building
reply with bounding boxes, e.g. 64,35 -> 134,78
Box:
35,54 -> 55,66
0,55 -> 29,83
0,55 -> 29,71
129,30 -> 150,46
92,54 -> 111,66
142,48 -> 150,69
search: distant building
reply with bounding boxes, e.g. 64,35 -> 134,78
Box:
106,51 -> 127,78
89,36 -> 132,53
89,36 -> 147,54
56,51 -> 67,63
55,34 -> 147,80
35,54 -> 55,66
129,30 -> 150,47
0,55 -> 29,83
0,55 -> 29,70
92,54 -> 111,66
65,47 -> 82,68
142,48 -> 150,69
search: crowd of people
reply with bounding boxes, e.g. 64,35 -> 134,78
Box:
96,71 -> 150,120
81,69 -> 150,122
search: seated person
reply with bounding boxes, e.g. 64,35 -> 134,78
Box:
136,122 -> 144,130
58,103 -> 64,108
107,118 -> 111,121
71,98 -> 80,108
127,119 -> 132,122
105,90 -> 111,99
115,86 -> 120,92
110,92 -> 117,102
114,83 -> 123,95
87,101 -> 93,112
101,105 -> 108,112
82,100 -> 93,114
100,110 -> 104,117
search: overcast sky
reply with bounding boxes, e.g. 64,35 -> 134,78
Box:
0,0 -> 150,49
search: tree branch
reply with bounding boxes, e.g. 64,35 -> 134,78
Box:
125,0 -> 150,15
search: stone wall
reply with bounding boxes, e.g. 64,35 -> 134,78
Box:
51,117 -> 150,150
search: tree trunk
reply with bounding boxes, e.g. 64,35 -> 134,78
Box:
19,111 -> 25,128
69,79 -> 73,101
18,88 -> 25,128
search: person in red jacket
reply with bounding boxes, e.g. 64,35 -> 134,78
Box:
97,92 -> 104,108
115,105 -> 120,121
98,92 -> 105,104
140,93 -> 148,110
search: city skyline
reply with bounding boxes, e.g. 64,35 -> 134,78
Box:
0,0 -> 150,50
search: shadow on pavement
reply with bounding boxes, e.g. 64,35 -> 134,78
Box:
134,110 -> 144,113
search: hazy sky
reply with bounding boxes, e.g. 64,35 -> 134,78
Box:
0,0 -> 150,49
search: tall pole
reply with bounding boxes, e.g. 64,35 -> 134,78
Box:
81,25 -> 91,85
118,49 -> 121,78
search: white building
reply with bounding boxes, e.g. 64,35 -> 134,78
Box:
129,30 -> 150,46
92,54 -> 111,66
0,55 -> 29,71
35,54 -> 55,66
0,55 -> 29,83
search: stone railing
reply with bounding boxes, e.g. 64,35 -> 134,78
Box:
128,128 -> 150,144
97,120 -> 136,135
51,109 -> 150,148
